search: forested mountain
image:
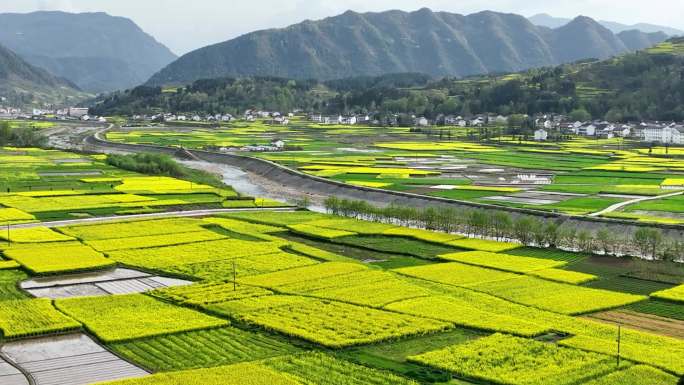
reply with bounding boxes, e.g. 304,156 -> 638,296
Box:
92,38 -> 684,122
147,9 -> 666,86
529,13 -> 684,36
0,43 -> 84,108
0,11 -> 177,93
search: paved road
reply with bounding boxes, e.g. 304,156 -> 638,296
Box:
8,207 -> 295,230
588,191 -> 684,217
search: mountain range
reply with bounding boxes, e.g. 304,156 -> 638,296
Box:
0,11 -> 177,93
93,36 -> 684,123
146,9 -> 670,86
0,43 -> 84,107
529,13 -> 684,36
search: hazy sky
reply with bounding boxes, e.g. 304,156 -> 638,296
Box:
0,0 -> 682,55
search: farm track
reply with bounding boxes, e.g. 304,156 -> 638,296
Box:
588,191 -> 684,217
586,310 -> 684,339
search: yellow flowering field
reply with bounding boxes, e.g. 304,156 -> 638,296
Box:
0,227 -> 75,243
528,268 -> 598,284
438,251 -> 566,273
208,295 -> 450,348
409,333 -> 623,385
4,242 -> 115,274
650,284 -> 684,304
0,298 -> 81,339
55,294 -> 229,342
472,276 -> 646,315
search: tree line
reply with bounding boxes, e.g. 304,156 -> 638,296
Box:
324,196 -> 684,262
0,121 -> 46,147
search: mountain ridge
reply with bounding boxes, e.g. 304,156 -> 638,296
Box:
0,43 -> 85,107
0,11 -> 177,93
146,9 -> 667,86
529,13 -> 684,36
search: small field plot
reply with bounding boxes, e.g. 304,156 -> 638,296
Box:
535,196 -> 625,215
581,365 -> 678,385
472,276 -> 646,315
207,295 -> 450,348
110,327 -> 301,371
528,268 -> 597,284
0,269 -> 29,300
395,262 -> 518,287
58,217 -> 206,240
651,284 -> 684,304
262,352 -> 420,385
1,333 -> 147,385
438,251 -> 565,273
4,242 -> 114,274
107,238 -> 284,269
408,333 -> 624,385
270,269 -> 431,307
55,294 -> 228,343
165,251 -> 318,280
96,352 -> 419,385
150,282 -> 273,306
237,262 -> 367,288
0,299 -> 81,339
84,229 -> 227,252
625,299 -> 684,321
0,227 -> 73,243
386,295 -> 549,337
333,235 -> 463,259
587,310 -> 684,340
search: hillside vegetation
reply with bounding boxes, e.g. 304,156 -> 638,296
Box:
0,43 -> 86,107
92,38 -> 684,121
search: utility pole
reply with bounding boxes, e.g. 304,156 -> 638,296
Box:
617,324 -> 622,367
6,222 -> 9,246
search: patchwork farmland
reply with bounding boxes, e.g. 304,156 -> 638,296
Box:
104,121 -> 684,226
0,133 -> 682,385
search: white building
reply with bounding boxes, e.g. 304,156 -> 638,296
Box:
416,117 -> 429,127
68,107 -> 89,118
575,123 -> 596,136
642,124 -> 684,144
534,129 -> 548,141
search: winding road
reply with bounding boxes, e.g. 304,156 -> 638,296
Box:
588,191 -> 684,217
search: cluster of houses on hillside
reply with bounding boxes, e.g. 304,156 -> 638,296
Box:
533,120 -> 684,144
0,106 -> 107,122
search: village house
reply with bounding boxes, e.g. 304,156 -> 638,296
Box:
415,117 -> 429,127
575,123 -> 597,136
534,128 -> 548,141
642,124 -> 684,144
